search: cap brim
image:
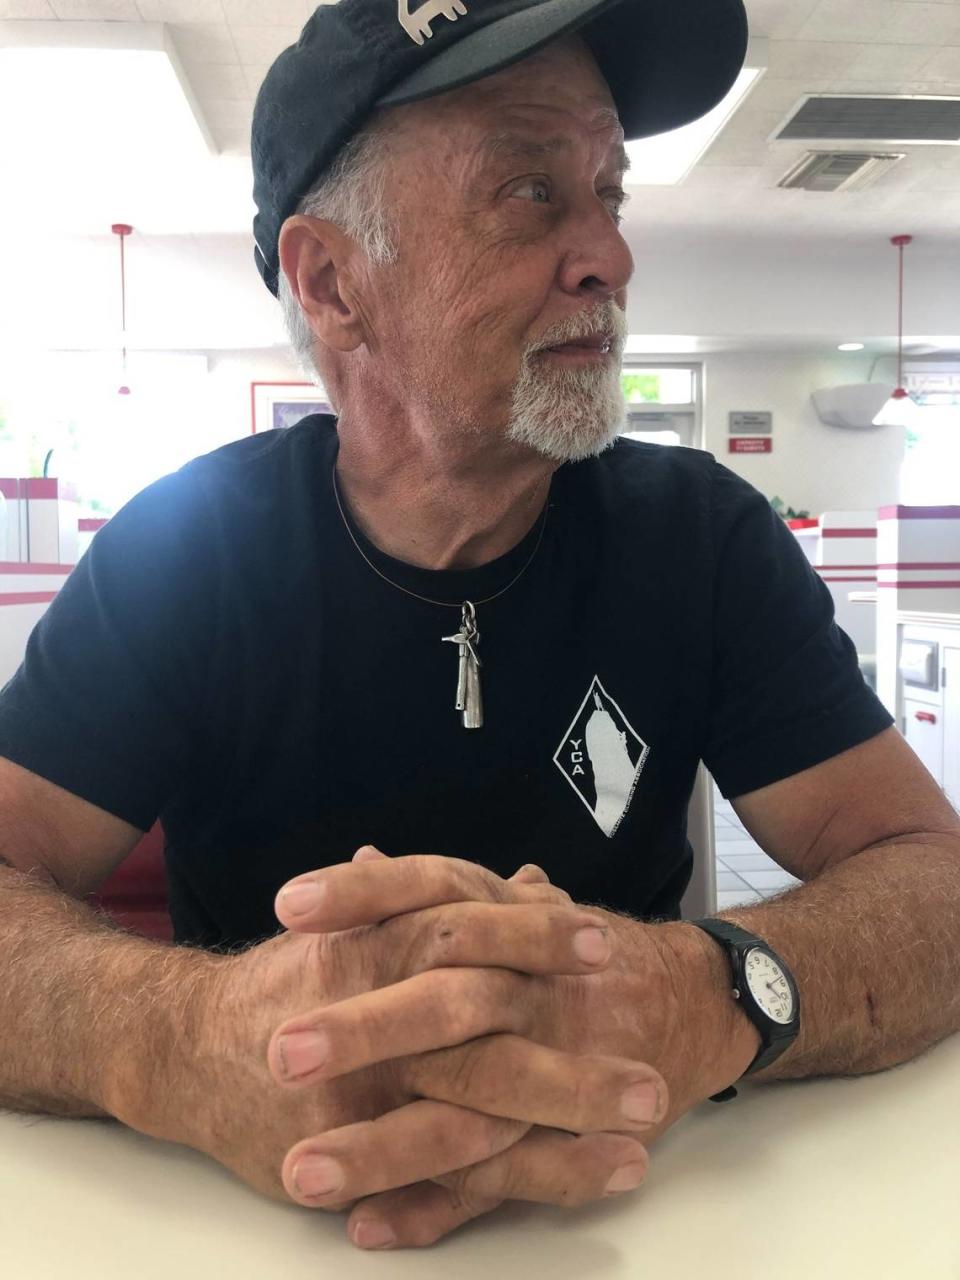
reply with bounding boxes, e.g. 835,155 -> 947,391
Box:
377,0 -> 748,141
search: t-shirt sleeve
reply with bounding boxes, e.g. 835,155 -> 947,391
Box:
701,460 -> 894,800
0,465 -> 215,831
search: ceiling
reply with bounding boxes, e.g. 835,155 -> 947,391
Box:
1,0 -> 959,351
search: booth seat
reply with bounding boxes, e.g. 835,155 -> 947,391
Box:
90,822 -> 172,943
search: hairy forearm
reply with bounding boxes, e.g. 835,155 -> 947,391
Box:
0,865 -> 223,1121
707,834 -> 960,1081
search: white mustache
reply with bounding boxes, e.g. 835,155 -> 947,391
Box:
529,306 -> 627,356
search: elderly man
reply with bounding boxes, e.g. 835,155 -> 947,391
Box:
1,0 -> 959,1255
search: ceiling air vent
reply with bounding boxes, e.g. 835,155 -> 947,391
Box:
777,151 -> 904,192
777,95 -> 960,143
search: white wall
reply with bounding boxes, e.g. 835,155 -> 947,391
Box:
700,351 -> 906,515
203,348 -> 307,452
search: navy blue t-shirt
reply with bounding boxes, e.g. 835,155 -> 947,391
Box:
0,417 -> 893,948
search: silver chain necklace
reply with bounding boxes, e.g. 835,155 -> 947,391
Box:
332,461 -> 550,729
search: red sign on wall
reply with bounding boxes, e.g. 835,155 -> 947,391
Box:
729,437 -> 773,454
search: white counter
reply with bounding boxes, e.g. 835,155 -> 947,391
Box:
2,1032 -> 958,1280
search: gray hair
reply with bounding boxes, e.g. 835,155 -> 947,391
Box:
277,116 -> 399,386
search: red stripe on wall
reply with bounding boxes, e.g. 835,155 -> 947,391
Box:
878,505 -> 960,520
819,576 -> 877,582
821,529 -> 877,538
0,592 -> 59,606
876,581 -> 960,589
0,562 -> 74,574
875,562 -> 960,570
814,564 -> 877,570
0,480 -> 20,499
78,518 -> 109,532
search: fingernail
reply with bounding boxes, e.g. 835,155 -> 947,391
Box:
605,1161 -> 648,1195
353,1221 -> 397,1250
621,1082 -> 662,1124
573,927 -> 611,965
353,845 -> 387,862
513,863 -> 549,882
277,881 -> 324,915
293,1155 -> 345,1197
278,1030 -> 330,1080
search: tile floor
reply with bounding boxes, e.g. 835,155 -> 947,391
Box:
712,787 -> 803,911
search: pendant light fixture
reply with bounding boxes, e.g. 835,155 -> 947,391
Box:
111,223 -> 134,396
873,234 -> 922,428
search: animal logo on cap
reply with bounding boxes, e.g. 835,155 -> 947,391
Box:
398,0 -> 468,46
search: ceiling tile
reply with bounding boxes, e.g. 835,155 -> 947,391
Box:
745,0 -> 822,39
202,97 -> 252,131
0,0 -> 55,15
917,48 -> 960,81
844,42 -> 940,79
242,62 -> 271,96
797,0 -> 903,43
136,0 -> 226,19
221,0 -> 312,23
168,22 -> 237,63
49,0 -> 140,16
877,2 -> 960,44
189,61 -> 249,101
766,39 -> 861,80
228,24 -> 299,64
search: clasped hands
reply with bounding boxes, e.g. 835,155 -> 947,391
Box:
172,850 -> 740,1252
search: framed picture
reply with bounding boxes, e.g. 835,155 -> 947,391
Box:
250,381 -> 332,434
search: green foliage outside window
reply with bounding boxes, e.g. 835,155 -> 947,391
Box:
620,373 -> 662,403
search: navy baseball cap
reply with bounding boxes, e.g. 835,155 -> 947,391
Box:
252,0 -> 749,296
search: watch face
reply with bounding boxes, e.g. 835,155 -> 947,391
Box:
743,948 -> 795,1024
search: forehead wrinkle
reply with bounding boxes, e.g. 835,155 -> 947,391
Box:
476,129 -> 630,180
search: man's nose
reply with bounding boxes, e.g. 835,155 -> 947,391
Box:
556,200 -> 634,302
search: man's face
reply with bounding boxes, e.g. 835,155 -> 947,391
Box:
361,36 -> 633,464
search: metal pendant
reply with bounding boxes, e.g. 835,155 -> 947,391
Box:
442,600 -> 483,729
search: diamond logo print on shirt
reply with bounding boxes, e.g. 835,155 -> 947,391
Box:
553,676 -> 651,839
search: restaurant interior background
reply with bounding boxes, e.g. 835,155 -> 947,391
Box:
1,0 -> 959,916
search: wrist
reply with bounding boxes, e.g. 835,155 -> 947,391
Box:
101,945 -> 229,1143
656,921 -> 761,1100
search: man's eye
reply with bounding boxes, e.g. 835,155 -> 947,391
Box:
511,178 -> 551,205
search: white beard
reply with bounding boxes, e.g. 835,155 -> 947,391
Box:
504,306 -> 628,463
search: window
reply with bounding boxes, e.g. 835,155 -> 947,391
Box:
619,364 -> 702,449
0,352 -> 214,518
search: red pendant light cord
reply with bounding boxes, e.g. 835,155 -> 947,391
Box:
111,223 -> 133,395
891,234 -> 912,402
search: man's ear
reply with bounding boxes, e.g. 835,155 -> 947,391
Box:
278,215 -> 365,353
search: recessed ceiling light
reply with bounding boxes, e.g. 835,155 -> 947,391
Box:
625,40 -> 768,186
838,343 -> 865,351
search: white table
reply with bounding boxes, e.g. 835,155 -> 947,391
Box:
3,1033 -> 959,1280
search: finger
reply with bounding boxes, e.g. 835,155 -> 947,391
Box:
500,879 -> 573,906
281,1100 -> 528,1208
352,845 -> 389,863
345,1129 -> 651,1250
406,1035 -> 669,1134
271,948 -> 607,1088
270,966 -> 527,1086
435,1127 -> 650,1207
391,901 -> 613,976
276,853 -> 532,932
347,1182 -> 501,1251
509,863 -> 550,884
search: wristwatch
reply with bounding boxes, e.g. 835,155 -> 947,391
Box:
688,918 -> 802,1102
